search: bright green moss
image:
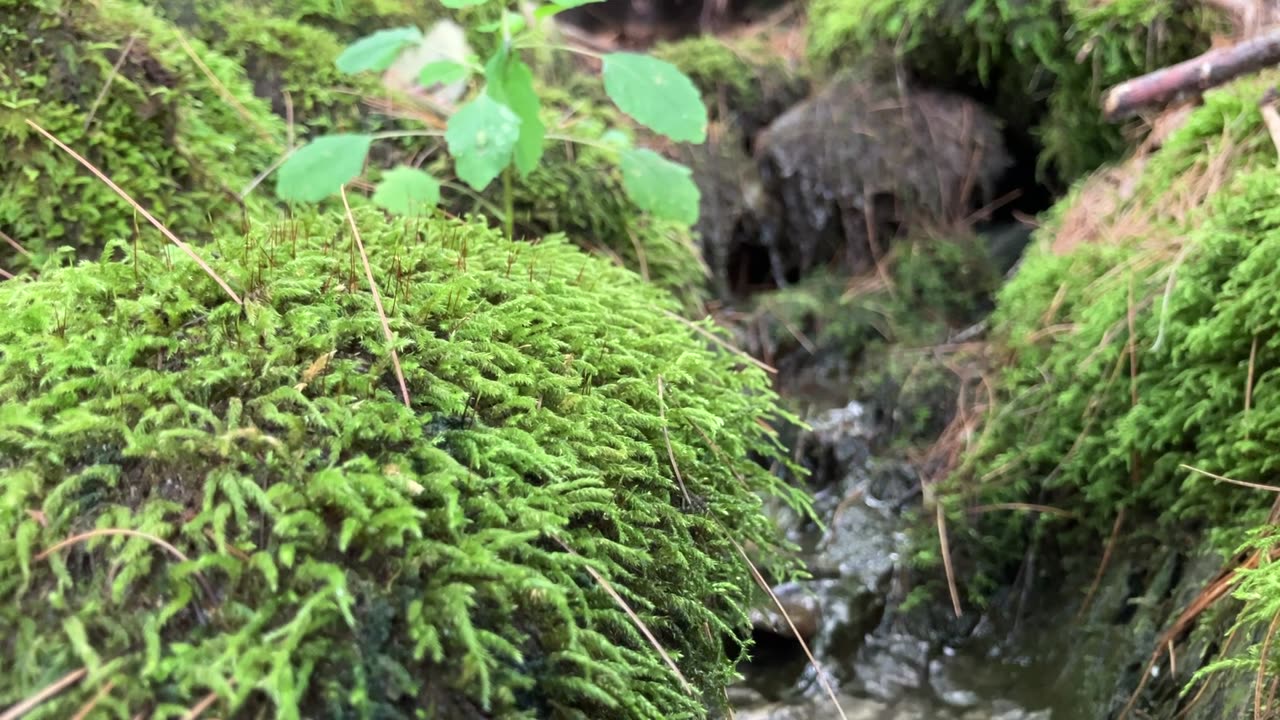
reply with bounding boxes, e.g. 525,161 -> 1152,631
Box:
491,142 -> 711,314
805,0 -> 1218,183
0,0 -> 283,272
0,209 -> 809,719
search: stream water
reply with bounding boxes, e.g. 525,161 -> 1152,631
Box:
723,401 -> 1087,720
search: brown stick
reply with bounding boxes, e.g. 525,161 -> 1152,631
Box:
1103,28 -> 1280,121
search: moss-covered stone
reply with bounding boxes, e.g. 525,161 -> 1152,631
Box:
463,132 -> 712,315
0,0 -> 284,272
805,0 -> 1219,184
0,210 -> 810,718
934,70 -> 1280,715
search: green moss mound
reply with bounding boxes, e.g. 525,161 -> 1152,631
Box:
947,72 -> 1277,562
0,211 -> 809,718
154,0 -> 379,130
0,0 -> 284,272
499,143 -> 710,314
805,0 -> 1217,183
933,71 -> 1280,702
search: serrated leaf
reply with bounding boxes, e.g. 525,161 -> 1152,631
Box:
336,27 -> 423,74
276,134 -> 372,202
441,0 -> 489,7
485,52 -> 544,175
445,94 -> 522,190
419,59 -> 471,87
619,148 -> 700,224
373,167 -> 441,215
602,52 -> 706,143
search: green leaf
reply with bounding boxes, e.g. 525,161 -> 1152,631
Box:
619,148 -> 700,224
276,134 -> 373,202
534,0 -> 605,18
336,27 -> 423,74
445,95 -> 522,190
601,129 -> 632,150
485,52 -> 545,175
441,0 -> 489,8
475,11 -> 527,34
602,52 -> 707,143
372,167 -> 441,215
419,59 -> 471,87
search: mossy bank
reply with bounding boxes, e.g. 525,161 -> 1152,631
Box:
0,211 -> 810,718
932,67 -> 1280,716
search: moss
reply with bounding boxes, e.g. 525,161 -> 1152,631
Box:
932,71 -> 1280,701
0,209 -> 810,718
0,0 -> 284,272
503,144 -> 710,314
805,0 -> 1219,184
741,232 -> 999,387
154,1 -> 375,128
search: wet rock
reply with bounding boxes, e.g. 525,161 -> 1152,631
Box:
928,658 -> 979,709
753,69 -> 1011,287
751,582 -> 824,642
676,126 -> 773,299
849,631 -> 931,702
729,695 -> 894,720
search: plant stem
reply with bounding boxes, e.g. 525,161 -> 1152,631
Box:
544,133 -> 617,153
371,129 -> 447,141
502,165 -> 515,240
514,42 -> 603,60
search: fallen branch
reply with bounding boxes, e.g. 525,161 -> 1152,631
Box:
1103,27 -> 1280,121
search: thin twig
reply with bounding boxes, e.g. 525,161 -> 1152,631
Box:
1078,510 -> 1126,619
0,229 -> 29,258
340,186 -> 411,408
239,145 -> 299,200
70,680 -> 116,720
0,668 -> 87,720
1257,612 -> 1280,720
1181,464 -> 1280,493
662,310 -> 777,375
552,536 -> 695,695
937,503 -> 962,617
37,528 -> 189,563
657,376 -> 695,507
84,35 -> 137,132
173,30 -> 277,145
24,119 -> 242,305
728,537 -> 849,720
0,267 -> 13,280
965,502 -> 1076,519
180,690 -> 221,720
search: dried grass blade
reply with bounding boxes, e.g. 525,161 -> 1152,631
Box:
23,119 -> 242,305
340,187 -> 411,408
